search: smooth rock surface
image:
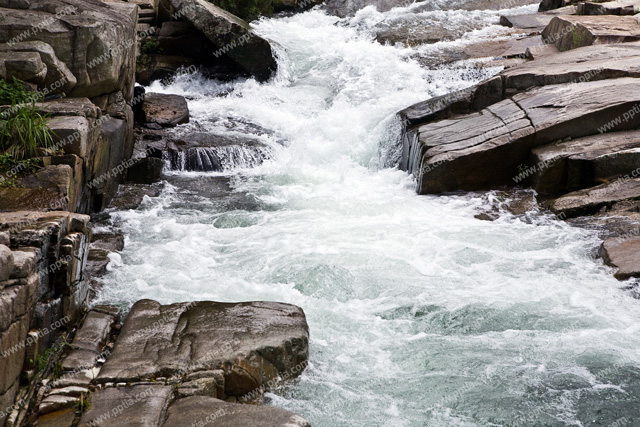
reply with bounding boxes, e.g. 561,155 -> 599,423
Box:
577,0 -> 639,16
140,93 -> 189,127
162,396 -> 311,427
97,300 -> 309,399
599,236 -> 640,279
549,177 -> 640,218
78,385 -> 173,426
404,78 -> 640,194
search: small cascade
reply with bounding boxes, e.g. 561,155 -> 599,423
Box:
166,132 -> 274,172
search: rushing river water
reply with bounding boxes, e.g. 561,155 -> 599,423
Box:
96,2 -> 640,426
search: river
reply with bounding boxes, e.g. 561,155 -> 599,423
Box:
95,2 -> 640,426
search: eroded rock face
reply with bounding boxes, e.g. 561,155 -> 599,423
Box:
403,78 -> 640,194
163,396 -> 312,427
97,300 -> 309,401
0,0 -> 137,100
167,0 -> 277,81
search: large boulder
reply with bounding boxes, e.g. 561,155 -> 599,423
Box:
167,0 -> 277,81
97,300 -> 309,401
0,0 -> 137,100
542,15 -> 640,51
403,78 -> 640,194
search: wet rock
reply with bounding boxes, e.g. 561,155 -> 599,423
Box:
97,299 -> 309,400
167,0 -> 277,81
35,407 -> 76,427
106,182 -> 165,211
126,157 -> 164,184
162,396 -> 311,427
78,385 -> 173,426
141,93 -> 189,128
0,0 -> 137,100
403,78 -> 640,194
599,236 -> 640,280
577,1 -> 639,16
499,14 -> 553,31
529,129 -> 640,195
542,15 -> 640,51
167,132 -> 272,171
549,178 -> 640,218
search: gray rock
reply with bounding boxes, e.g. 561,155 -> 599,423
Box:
141,93 -> 189,127
0,51 -> 46,85
529,129 -> 640,195
599,236 -> 640,279
0,41 -> 77,95
9,250 -> 36,279
542,15 -> 640,51
549,177 -> 640,218
577,1 -> 639,16
501,41 -> 640,91
167,0 -> 277,81
78,385 -> 173,426
39,395 -> 78,415
0,244 -> 14,282
499,14 -> 553,31
403,78 -> 640,194
48,385 -> 90,397
97,300 -> 309,400
0,0 -> 137,100
126,157 -> 164,184
162,396 -> 311,427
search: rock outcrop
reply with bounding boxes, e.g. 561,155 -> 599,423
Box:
98,299 -> 309,401
166,0 -> 277,81
0,0 -> 137,101
140,92 -> 189,128
402,77 -> 640,194
0,211 -> 90,426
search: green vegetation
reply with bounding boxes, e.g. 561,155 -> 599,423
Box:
139,37 -> 163,55
32,336 -> 70,379
0,78 -> 55,164
0,77 -> 42,105
0,154 -> 40,187
75,392 -> 92,412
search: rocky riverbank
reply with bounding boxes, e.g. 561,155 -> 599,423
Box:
2,0 -> 640,425
399,0 -> 640,283
0,0 -> 312,425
